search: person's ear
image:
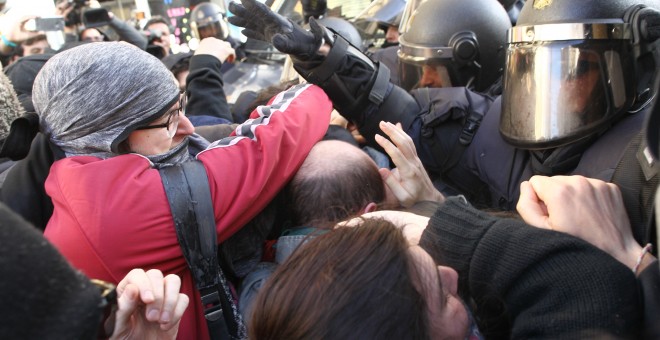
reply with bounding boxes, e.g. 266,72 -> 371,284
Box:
362,202 -> 378,214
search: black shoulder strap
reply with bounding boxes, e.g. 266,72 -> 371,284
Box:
159,161 -> 247,340
611,133 -> 658,249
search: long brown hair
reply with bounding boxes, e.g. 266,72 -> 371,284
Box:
249,218 -> 430,339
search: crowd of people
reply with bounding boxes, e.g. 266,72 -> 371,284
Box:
0,0 -> 658,338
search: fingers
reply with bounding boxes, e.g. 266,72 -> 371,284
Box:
160,293 -> 189,332
117,269 -> 155,301
382,169 -> 415,207
516,180 -> 551,229
241,28 -> 265,41
112,284 -> 141,338
156,274 -> 182,324
112,269 -> 188,339
227,15 -> 248,28
228,1 -> 247,17
379,121 -> 417,157
241,0 -> 269,13
145,269 -> 165,322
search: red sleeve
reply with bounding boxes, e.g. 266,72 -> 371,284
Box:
197,84 -> 331,242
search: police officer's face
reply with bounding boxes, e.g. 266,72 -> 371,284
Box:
419,64 -> 452,89
562,53 -> 601,116
385,25 -> 399,44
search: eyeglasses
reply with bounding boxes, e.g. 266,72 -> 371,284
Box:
135,93 -> 187,138
91,279 -> 118,339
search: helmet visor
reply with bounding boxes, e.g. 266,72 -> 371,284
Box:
500,39 -> 633,149
398,60 -> 453,91
193,20 -> 229,40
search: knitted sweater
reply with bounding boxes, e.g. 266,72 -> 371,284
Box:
419,196 -> 642,339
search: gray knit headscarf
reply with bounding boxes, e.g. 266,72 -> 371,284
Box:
0,72 -> 24,140
32,42 -> 184,163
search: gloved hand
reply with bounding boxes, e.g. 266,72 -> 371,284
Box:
228,0 -> 324,61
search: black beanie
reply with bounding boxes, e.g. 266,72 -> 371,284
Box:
0,202 -> 101,339
4,53 -> 53,113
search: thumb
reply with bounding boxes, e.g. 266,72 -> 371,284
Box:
308,16 -> 324,40
517,181 -> 551,230
111,284 -> 140,339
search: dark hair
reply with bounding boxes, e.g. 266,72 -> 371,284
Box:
22,34 -> 48,46
249,218 -> 430,339
286,140 -> 384,229
170,56 -> 190,79
143,15 -> 171,32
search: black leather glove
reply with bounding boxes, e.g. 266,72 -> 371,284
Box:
228,0 -> 324,61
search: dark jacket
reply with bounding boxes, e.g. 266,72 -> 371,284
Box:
292,40 -> 650,241
419,197 -> 642,339
186,55 -> 233,122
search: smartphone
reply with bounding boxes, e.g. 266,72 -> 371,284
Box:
83,8 -> 111,28
24,17 -> 66,32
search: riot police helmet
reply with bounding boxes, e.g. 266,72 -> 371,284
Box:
317,16 -> 364,51
397,0 -> 511,92
500,0 -> 660,149
190,2 -> 230,40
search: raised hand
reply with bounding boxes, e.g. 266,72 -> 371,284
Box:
195,37 -> 236,64
375,121 -> 444,208
110,269 -> 189,340
228,0 -> 324,60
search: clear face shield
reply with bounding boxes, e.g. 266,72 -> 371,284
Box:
352,0 -> 406,43
500,23 -> 635,149
194,20 -> 229,40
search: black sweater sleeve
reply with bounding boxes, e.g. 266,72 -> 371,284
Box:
185,54 -> 232,122
419,196 -> 642,339
639,260 -> 660,339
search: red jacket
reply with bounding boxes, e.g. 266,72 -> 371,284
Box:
44,84 -> 331,340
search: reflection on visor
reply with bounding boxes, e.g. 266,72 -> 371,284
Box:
399,61 -> 453,91
500,40 -> 632,148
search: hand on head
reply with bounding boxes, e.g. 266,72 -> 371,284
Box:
517,175 -> 644,270
337,210 -> 430,246
376,121 -> 444,208
110,269 -> 189,340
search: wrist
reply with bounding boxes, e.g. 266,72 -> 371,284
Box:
633,243 -> 653,276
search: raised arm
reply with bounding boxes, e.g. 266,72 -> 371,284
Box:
228,0 -> 419,147
185,37 -> 235,121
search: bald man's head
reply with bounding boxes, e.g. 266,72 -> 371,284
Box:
288,140 -> 385,228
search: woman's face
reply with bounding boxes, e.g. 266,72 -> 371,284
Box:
125,100 -> 194,156
409,245 -> 469,339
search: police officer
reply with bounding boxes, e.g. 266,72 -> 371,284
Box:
228,0 -> 660,245
396,0 -> 510,92
190,2 -> 246,61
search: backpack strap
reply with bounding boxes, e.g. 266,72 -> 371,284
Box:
159,161 -> 247,340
